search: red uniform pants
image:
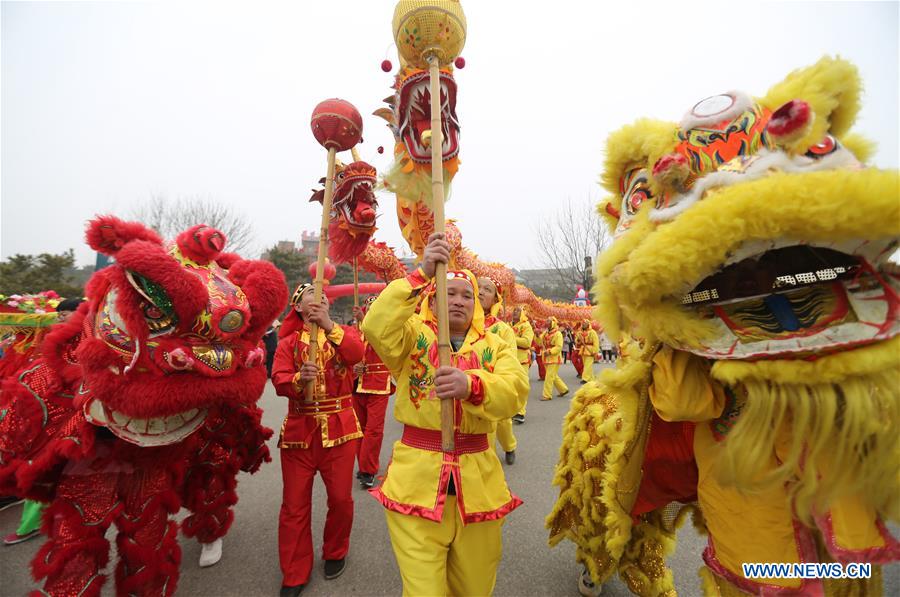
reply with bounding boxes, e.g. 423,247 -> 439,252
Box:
279,434 -> 357,587
537,355 -> 546,380
571,352 -> 584,377
352,392 -> 389,475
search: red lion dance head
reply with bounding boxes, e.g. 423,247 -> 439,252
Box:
73,216 -> 288,446
311,160 -> 379,264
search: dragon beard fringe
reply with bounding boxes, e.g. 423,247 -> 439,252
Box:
711,338 -> 900,525
383,150 -> 458,209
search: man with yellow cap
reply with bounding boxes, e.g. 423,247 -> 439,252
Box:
575,319 -> 600,384
477,276 -> 520,465
272,284 -> 364,597
541,316 -> 568,401
510,305 -> 534,424
361,232 -> 528,597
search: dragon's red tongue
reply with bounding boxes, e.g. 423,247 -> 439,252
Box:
355,205 -> 376,223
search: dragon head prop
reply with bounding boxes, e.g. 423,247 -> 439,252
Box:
73,216 -> 288,446
596,56 -> 899,361
311,160 -> 379,264
377,64 -> 461,212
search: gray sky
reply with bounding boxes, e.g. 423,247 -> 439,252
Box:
2,1 -> 898,268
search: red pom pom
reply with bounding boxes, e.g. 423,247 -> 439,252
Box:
377,146 -> 384,154
177,224 -> 227,265
381,60 -> 393,72
454,57 -> 466,69
85,215 -> 163,255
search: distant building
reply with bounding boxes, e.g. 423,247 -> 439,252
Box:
400,256 -> 417,272
262,232 -> 320,260
515,267 -> 577,286
299,231 -> 318,257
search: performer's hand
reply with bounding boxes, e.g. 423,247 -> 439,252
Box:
352,306 -> 365,323
434,366 -> 468,401
297,361 -> 319,382
353,362 -> 367,377
304,300 -> 334,332
422,233 -> 451,279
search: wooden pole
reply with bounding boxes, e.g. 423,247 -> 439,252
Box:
306,146 -> 337,402
353,257 -> 360,308
428,54 -> 455,453
350,146 -> 361,311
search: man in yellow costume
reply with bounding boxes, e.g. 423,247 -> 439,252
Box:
547,57 -> 899,596
540,316 -> 568,401
510,306 -> 534,424
362,232 -> 528,596
575,319 -> 599,384
478,276 -> 520,465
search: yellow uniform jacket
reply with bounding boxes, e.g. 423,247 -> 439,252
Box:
541,326 -> 564,365
512,318 -> 535,366
361,269 -> 528,523
577,329 -> 599,357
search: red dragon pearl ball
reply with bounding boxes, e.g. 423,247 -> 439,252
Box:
310,99 -> 363,151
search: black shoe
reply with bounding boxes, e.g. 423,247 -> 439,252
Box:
324,558 -> 346,580
279,584 -> 305,597
512,414 -> 525,424
0,496 -> 23,512
580,379 -> 588,384
359,473 -> 376,489
505,451 -> 516,465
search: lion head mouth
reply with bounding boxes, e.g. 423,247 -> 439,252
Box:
679,240 -> 899,357
396,70 -> 459,163
84,397 -> 207,447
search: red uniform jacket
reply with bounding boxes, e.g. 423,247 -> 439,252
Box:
272,324 -> 364,449
355,338 -> 394,395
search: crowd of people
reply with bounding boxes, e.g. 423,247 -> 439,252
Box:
0,232 -> 607,596
268,232 -> 601,596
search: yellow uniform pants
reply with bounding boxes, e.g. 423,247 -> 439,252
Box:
490,418 -> 516,453
542,364 -> 568,399
384,496 -> 502,597
581,356 -> 595,383
517,361 -> 529,416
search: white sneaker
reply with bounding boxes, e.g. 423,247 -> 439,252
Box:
578,567 -> 602,597
199,538 -> 223,568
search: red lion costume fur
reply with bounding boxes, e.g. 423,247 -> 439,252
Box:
0,216 -> 288,596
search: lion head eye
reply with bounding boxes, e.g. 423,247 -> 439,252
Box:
805,135 -> 839,159
621,168 -> 654,217
125,271 -> 178,335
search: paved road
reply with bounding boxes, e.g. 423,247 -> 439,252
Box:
2,364 -> 898,596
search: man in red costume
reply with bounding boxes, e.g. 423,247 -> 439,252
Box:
272,284 -> 364,597
533,320 -> 546,381
351,295 -> 394,489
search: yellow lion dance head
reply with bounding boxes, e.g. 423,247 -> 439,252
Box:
597,54 -> 899,523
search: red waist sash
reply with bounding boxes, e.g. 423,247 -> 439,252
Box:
401,425 -> 488,455
290,395 -> 353,415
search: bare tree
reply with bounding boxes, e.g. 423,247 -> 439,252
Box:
535,196 -> 613,289
131,195 -> 256,254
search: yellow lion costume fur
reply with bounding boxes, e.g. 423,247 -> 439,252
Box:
546,56 -> 899,596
